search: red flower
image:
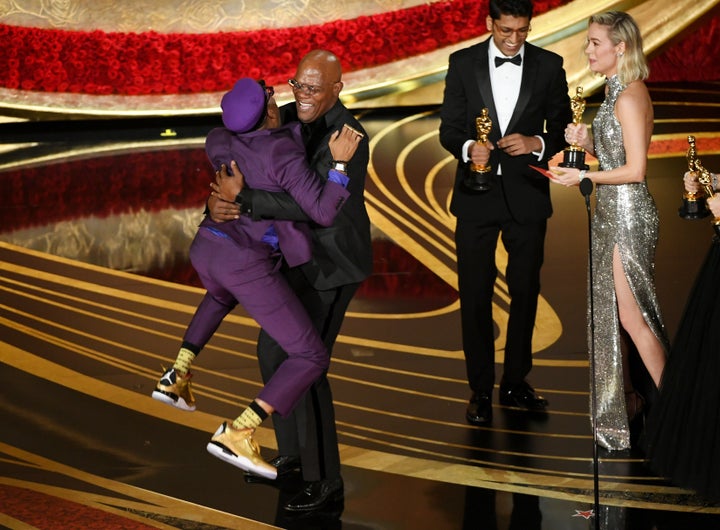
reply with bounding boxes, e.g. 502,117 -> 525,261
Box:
8,0 -> 713,96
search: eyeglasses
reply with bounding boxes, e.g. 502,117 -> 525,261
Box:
288,78 -> 329,96
258,79 -> 274,99
492,21 -> 531,38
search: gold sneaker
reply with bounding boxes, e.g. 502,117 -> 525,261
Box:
151,367 -> 196,411
206,422 -> 277,480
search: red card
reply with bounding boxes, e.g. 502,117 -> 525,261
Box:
529,165 -> 559,180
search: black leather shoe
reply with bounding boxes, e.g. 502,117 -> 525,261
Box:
465,392 -> 492,425
244,455 -> 301,485
499,381 -> 548,410
283,477 -> 344,512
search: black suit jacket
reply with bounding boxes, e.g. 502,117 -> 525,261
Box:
244,100 -> 373,290
439,39 -> 571,224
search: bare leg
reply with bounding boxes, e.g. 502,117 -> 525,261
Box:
612,245 -> 666,387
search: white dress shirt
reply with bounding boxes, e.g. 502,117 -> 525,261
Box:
462,40 -> 545,170
489,39 -> 523,136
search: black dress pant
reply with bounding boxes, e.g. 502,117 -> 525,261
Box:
455,216 -> 547,395
257,266 -> 359,481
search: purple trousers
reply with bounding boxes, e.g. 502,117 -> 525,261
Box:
183,227 -> 329,417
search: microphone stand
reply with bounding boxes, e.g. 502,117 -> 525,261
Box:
579,176 -> 600,530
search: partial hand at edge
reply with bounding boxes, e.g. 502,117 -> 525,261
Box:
329,123 -> 364,164
683,170 -> 701,194
497,133 -> 539,157
211,161 -> 245,200
547,166 -> 580,187
708,194 -> 720,218
207,162 -> 242,222
469,140 -> 493,167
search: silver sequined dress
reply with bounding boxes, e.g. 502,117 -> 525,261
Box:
589,75 -> 669,451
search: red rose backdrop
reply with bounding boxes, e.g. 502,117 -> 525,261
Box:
0,0 -> 571,96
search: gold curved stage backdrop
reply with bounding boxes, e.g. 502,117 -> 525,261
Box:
0,0 -> 429,32
0,0 -> 717,117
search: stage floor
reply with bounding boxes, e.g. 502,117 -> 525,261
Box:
2,82 -> 720,529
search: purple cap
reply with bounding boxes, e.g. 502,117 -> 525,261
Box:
220,77 -> 266,133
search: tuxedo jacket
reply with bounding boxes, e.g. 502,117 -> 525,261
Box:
245,100 -> 373,290
439,39 -> 571,224
203,123 -> 349,269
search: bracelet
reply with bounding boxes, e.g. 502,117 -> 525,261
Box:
578,170 -> 587,182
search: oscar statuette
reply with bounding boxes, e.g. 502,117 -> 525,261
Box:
463,108 -> 494,191
559,86 -> 590,171
678,135 -> 709,219
692,159 -> 720,237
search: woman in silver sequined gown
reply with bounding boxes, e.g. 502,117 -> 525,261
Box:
550,12 -> 669,451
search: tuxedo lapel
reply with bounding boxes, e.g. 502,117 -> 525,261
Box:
474,41 -> 500,141
303,121 -> 324,157
506,44 -> 539,134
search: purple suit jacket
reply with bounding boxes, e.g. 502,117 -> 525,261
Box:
203,122 -> 349,267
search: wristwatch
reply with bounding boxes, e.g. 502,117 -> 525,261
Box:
331,160 -> 348,173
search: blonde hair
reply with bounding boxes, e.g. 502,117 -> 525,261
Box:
589,11 -> 649,84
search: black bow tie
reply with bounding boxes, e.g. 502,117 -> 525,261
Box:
495,54 -> 522,67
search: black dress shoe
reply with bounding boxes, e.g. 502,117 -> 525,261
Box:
283,477 -> 344,512
465,392 -> 492,425
244,455 -> 301,485
499,381 -> 548,410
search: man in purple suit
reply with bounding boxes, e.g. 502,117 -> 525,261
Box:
209,50 -> 372,513
151,77 -> 363,480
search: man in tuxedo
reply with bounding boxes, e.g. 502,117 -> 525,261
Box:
209,49 -> 372,512
439,0 -> 571,426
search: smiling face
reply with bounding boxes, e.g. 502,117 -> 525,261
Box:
290,51 -> 343,124
585,22 -> 624,78
486,13 -> 531,57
